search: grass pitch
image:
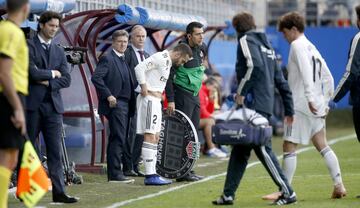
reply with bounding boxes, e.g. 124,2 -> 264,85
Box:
8,109 -> 360,208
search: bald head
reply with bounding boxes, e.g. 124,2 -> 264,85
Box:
130,25 -> 147,49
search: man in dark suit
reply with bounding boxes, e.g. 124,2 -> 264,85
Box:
26,11 -> 78,203
91,30 -> 136,183
123,25 -> 150,177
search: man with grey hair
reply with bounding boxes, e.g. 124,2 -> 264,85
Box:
92,30 -> 136,183
123,25 -> 150,177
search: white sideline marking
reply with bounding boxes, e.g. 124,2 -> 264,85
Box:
196,158 -> 228,167
254,172 -> 360,180
106,134 -> 356,208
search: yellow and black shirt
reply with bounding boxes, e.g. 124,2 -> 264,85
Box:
0,20 -> 29,95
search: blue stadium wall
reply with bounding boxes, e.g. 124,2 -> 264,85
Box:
209,27 -> 358,108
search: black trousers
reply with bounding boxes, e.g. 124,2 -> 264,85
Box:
123,100 -> 144,172
174,85 -> 200,130
105,101 -> 129,180
27,101 -> 65,195
223,141 -> 293,198
0,93 -> 26,149
174,85 -> 200,177
353,105 -> 360,142
223,112 -> 293,199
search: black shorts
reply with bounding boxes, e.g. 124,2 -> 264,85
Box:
0,93 -> 26,149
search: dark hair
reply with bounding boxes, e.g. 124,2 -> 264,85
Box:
186,22 -> 203,34
37,11 -> 62,31
204,76 -> 219,86
173,43 -> 193,57
356,5 -> 360,20
232,12 -> 256,34
278,12 -> 305,33
112,30 -> 129,41
212,72 -> 221,77
6,0 -> 28,13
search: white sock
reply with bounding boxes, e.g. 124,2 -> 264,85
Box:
142,142 -> 158,176
282,152 -> 297,184
320,146 -> 343,185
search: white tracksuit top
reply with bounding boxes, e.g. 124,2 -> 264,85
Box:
135,50 -> 172,93
287,35 -> 334,117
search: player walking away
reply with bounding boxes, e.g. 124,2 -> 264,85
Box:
263,12 -> 346,201
135,43 -> 192,185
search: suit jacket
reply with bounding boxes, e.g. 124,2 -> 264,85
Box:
91,50 -> 136,116
26,35 -> 71,114
124,46 -> 150,87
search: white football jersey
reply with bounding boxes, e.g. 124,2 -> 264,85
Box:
287,35 -> 334,117
135,50 -> 172,93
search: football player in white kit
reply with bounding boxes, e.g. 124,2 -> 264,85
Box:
263,12 -> 346,200
135,43 -> 192,185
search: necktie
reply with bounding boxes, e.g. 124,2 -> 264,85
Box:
42,43 -> 50,62
138,50 -> 144,61
42,43 -> 49,51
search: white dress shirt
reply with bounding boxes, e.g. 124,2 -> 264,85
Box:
38,34 -> 56,79
113,49 -> 125,58
38,34 -> 52,47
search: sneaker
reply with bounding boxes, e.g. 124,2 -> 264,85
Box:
272,192 -> 297,205
331,183 -> 347,199
176,171 -> 204,182
219,145 -> 230,154
193,173 -> 205,180
144,175 -> 172,185
262,191 -> 281,200
53,193 -> 79,203
207,148 -> 227,158
123,170 -> 138,177
190,170 -> 205,180
108,176 -> 135,184
8,182 -> 15,189
212,195 -> 234,205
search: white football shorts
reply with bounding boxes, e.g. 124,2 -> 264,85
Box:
136,94 -> 162,134
283,111 -> 325,145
